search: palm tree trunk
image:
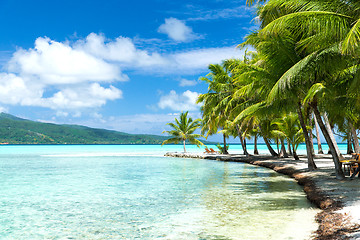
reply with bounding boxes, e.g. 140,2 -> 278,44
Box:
244,138 -> 249,155
254,135 -> 259,155
239,134 -> 249,155
287,141 -> 293,155
347,132 -> 354,154
237,127 -> 249,155
349,122 -> 360,153
308,111 -> 315,157
312,105 -> 344,179
314,115 -> 324,154
296,102 -> 317,170
183,140 -> 186,153
223,133 -> 228,154
258,125 -> 277,156
276,138 -> 280,154
279,139 -> 288,158
322,113 -> 344,160
263,136 -> 278,156
292,144 -> 300,160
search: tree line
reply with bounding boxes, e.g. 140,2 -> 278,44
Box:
164,0 -> 360,179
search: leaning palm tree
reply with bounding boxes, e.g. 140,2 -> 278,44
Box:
162,112 -> 205,152
197,63 -> 235,154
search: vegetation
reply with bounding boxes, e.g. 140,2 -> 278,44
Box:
162,112 -> 205,152
0,113 -> 169,144
216,143 -> 229,154
197,0 -> 360,179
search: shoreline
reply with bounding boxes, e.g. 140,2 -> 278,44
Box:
165,152 -> 360,239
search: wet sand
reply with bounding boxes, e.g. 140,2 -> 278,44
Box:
165,152 -> 360,239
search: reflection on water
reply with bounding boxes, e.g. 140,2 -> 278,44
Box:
0,147 -> 318,239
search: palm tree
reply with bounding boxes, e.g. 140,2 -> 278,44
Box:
272,113 -> 304,160
256,0 -> 360,178
162,112 -> 205,152
196,0 -> 360,179
243,1 -> 359,175
239,29 -> 318,169
197,63 -> 236,154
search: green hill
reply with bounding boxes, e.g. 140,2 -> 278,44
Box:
0,113 -> 170,144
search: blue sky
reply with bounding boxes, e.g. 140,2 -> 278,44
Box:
0,0 -> 257,139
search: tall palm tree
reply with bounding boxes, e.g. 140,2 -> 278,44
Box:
197,63 -> 235,154
225,51 -> 283,157
162,112 -> 205,152
244,1 -> 359,176
240,29 -> 319,169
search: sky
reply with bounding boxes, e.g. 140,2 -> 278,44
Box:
0,0 -> 257,141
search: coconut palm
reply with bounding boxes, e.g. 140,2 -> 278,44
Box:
256,0 -> 360,177
240,28 -> 319,169
162,112 -> 205,153
224,50 -> 283,157
197,0 -> 360,179
243,1 -> 358,175
272,113 -> 304,160
197,63 -> 236,154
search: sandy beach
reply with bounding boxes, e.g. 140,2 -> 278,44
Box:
165,152 -> 360,239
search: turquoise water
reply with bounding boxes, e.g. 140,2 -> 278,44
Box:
0,145 -> 318,239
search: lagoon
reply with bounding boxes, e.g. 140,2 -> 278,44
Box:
0,145 -> 318,239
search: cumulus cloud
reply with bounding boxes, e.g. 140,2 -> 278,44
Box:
42,83 -> 122,110
77,33 -> 167,67
0,73 -> 43,106
158,18 -> 198,42
179,78 -> 197,87
172,47 -> 246,70
158,90 -> 200,111
0,33 -> 248,113
0,35 -> 125,112
8,37 -> 125,84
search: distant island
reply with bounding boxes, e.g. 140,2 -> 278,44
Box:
0,113 -> 171,145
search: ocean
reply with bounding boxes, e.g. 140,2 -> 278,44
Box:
0,144 -> 321,239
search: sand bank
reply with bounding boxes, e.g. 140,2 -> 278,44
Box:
165,152 -> 360,239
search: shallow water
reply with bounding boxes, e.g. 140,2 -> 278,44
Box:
0,145 -> 318,239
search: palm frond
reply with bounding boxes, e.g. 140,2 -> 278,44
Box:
342,18 -> 360,54
303,83 -> 326,104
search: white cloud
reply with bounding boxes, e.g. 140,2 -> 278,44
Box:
158,90 -> 200,111
42,83 -> 122,110
179,78 -> 198,87
0,35 -> 125,112
0,33 -> 249,113
158,18 -> 198,42
125,45 -> 247,75
55,111 -> 69,117
0,106 -> 8,113
0,73 -> 43,106
78,33 -> 167,67
8,37 -> 125,84
172,47 -> 246,71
